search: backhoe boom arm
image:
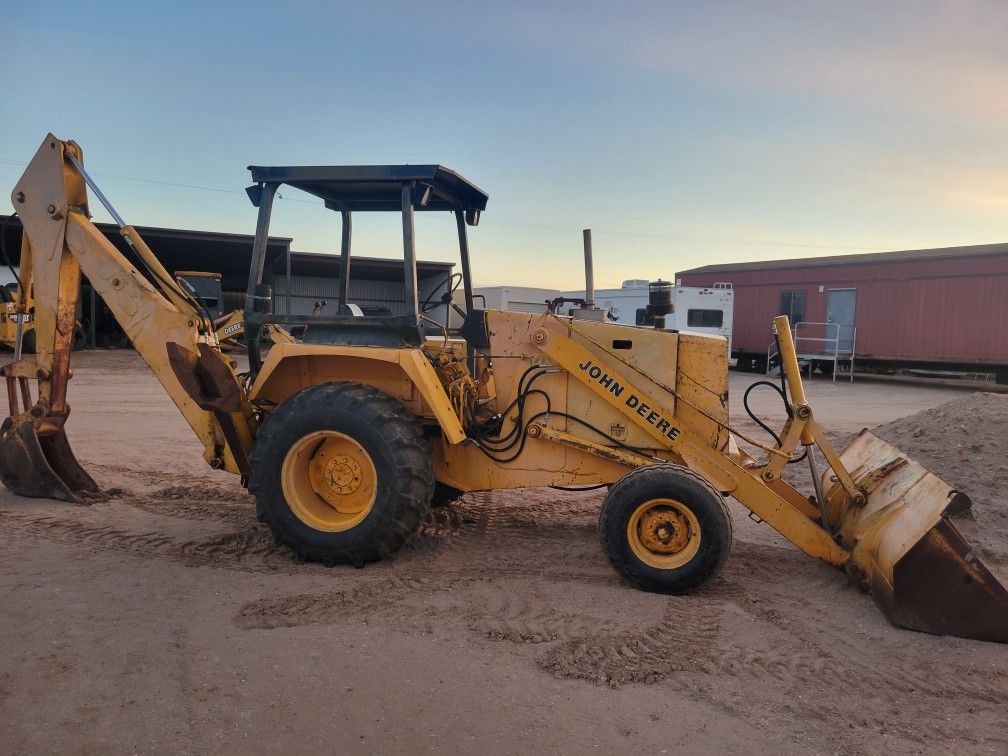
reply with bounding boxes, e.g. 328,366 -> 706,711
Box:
0,135 -> 252,502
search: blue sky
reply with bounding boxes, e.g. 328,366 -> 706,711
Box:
3,1 -> 1007,288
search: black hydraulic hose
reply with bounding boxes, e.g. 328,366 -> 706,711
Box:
468,366 -> 551,451
742,380 -> 807,464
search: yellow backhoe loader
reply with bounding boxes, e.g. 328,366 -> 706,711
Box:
1,283 -> 84,353
2,135 -> 1005,642
0,283 -> 34,352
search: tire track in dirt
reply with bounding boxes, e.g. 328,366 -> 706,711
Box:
0,507 -> 309,573
716,542 -> 1008,706
538,595 -> 724,686
235,575 -> 446,630
0,494 -> 613,585
533,579 -> 1006,749
466,581 -> 633,644
121,492 -> 255,527
5,488 -> 1003,750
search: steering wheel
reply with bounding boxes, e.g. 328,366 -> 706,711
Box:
421,272 -> 467,320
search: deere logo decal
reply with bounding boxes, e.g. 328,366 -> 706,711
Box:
578,359 -> 680,441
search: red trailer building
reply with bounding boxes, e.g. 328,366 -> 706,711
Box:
677,243 -> 1008,381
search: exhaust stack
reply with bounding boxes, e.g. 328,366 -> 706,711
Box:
582,228 -> 595,308
571,229 -> 605,321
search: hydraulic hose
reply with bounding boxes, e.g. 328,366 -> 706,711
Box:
742,380 -> 807,464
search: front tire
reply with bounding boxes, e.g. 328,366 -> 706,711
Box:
599,464 -> 732,593
249,382 -> 434,566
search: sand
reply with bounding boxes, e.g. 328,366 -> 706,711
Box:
1,352 -> 1005,754
873,392 -> 1008,581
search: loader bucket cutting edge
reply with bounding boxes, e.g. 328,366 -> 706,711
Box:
832,430 -> 1008,643
0,420 -> 99,503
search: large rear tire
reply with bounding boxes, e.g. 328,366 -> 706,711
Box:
249,382 -> 434,566
599,464 -> 732,593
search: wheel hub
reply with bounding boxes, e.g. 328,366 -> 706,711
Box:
626,497 -> 702,569
282,431 -> 377,531
640,510 -> 691,554
315,452 -> 363,495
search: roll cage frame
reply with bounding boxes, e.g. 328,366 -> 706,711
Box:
242,164 -> 489,372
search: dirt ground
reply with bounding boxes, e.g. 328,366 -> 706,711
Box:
1,351 -> 1005,755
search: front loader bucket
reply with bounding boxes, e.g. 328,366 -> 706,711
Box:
829,430 -> 1008,642
0,419 -> 99,503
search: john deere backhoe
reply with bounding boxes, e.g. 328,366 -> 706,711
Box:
2,135 -> 1005,642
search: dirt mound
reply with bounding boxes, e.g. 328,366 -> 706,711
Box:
873,392 -> 1008,577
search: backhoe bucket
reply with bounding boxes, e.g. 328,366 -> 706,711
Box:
0,418 -> 99,503
829,430 -> 1008,642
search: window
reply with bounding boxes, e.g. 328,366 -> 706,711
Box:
687,309 -> 723,328
779,290 -> 805,324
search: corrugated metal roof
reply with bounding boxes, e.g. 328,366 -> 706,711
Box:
0,213 -> 291,291
678,242 -> 1008,275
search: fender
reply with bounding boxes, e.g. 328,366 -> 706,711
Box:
248,342 -> 466,444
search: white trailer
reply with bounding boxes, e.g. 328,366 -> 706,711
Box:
472,286 -> 561,314
667,283 -> 734,351
561,279 -> 649,325
473,279 -> 733,352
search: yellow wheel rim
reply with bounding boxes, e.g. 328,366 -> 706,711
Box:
281,430 -> 377,532
626,498 -> 701,569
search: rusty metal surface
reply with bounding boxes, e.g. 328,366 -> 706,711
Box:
167,342 -> 243,413
832,430 -> 1007,642
0,420 -> 98,503
167,342 -> 250,474
871,518 -> 1008,642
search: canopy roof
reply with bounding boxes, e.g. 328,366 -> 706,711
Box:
246,164 -> 489,214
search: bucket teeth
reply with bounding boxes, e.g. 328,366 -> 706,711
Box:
834,430 -> 1007,643
0,419 -> 99,503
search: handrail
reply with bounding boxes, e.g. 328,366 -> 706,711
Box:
766,321 -> 855,383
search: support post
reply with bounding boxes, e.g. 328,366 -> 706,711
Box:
455,210 -> 474,314
339,209 -> 352,308
246,183 -> 278,306
401,183 -> 418,320
245,182 -> 278,371
285,245 -> 291,318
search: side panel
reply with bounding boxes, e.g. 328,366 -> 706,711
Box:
481,311 -> 570,471
434,440 -> 630,490
564,317 -> 679,449
675,332 -> 730,451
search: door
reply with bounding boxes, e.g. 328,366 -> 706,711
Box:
827,289 -> 856,352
